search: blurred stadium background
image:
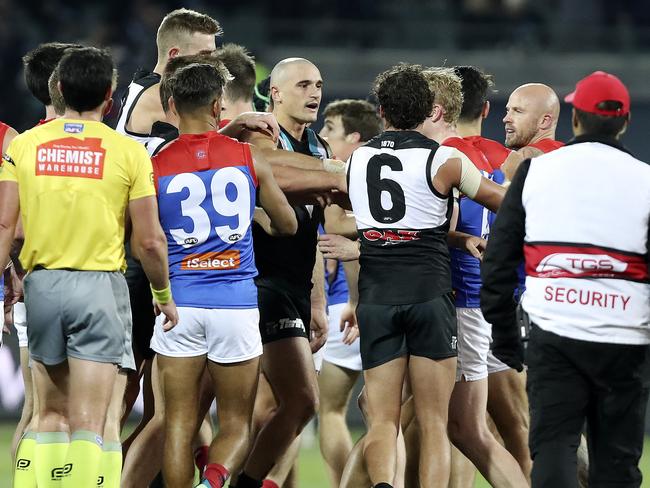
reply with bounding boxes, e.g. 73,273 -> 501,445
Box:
0,0 -> 649,485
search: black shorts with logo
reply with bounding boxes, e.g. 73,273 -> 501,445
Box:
256,278 -> 311,345
356,292 -> 457,369
124,246 -> 156,361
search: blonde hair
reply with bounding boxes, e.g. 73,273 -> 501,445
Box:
423,67 -> 463,125
156,8 -> 221,60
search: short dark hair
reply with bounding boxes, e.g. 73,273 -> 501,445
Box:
22,42 -> 83,106
168,62 -> 230,115
323,99 -> 382,142
575,101 -> 628,138
373,64 -> 433,130
160,52 -> 222,112
58,47 -> 114,113
214,43 -> 256,103
453,65 -> 494,123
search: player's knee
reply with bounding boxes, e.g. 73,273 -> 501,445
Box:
285,386 -> 319,424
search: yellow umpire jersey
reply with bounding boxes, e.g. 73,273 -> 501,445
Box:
0,118 -> 156,272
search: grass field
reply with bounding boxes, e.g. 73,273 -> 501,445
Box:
1,423 -> 649,486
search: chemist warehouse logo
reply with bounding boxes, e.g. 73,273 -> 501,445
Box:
35,137 -> 106,179
181,251 -> 240,271
525,244 -> 649,282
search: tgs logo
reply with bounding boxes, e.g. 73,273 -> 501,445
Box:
51,463 -> 72,480
184,237 -> 199,245
228,233 -> 242,242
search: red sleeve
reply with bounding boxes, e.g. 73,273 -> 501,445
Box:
0,122 -> 10,150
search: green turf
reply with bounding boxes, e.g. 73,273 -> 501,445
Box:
1,423 -> 649,486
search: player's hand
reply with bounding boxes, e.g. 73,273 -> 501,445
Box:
309,306 -> 328,353
339,302 -> 359,345
3,301 -> 12,334
231,112 -> 280,142
4,266 -> 23,305
154,299 -> 179,332
463,235 -> 487,260
318,234 -> 360,262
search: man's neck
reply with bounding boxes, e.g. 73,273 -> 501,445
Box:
431,124 -> 458,144
275,111 -> 307,141
44,105 -> 58,120
456,119 -> 483,138
384,123 -> 427,136
178,115 -> 218,135
62,109 -> 104,122
527,129 -> 556,146
222,100 -> 255,121
153,59 -> 166,76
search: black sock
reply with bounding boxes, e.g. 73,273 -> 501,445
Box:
374,484 -> 393,488
234,472 -> 263,488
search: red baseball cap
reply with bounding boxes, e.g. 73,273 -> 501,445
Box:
564,71 -> 630,116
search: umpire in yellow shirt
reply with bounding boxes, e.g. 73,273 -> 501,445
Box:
0,47 -> 178,488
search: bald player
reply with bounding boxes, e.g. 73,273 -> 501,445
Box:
501,83 -> 564,179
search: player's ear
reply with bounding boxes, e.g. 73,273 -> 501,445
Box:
270,85 -> 281,105
169,97 -> 179,118
539,113 -> 553,130
482,101 -> 490,119
212,98 -> 222,119
102,98 -> 114,118
431,104 -> 444,123
346,132 -> 361,144
168,47 -> 180,59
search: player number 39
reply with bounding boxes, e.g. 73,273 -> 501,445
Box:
165,167 -> 251,247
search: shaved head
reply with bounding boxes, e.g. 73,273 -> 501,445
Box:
504,83 -> 560,148
270,57 -> 323,125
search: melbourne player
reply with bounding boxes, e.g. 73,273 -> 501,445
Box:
150,61 -> 297,488
500,83 -> 563,179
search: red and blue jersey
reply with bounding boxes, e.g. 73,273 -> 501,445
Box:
152,132 -> 258,309
444,137 -> 508,308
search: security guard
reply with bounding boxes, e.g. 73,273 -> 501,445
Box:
481,71 -> 650,488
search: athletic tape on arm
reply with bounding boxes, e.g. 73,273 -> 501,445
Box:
458,154 -> 482,199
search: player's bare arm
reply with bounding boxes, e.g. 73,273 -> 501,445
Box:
310,246 -> 328,353
324,204 -> 357,239
0,181 -> 19,271
251,146 -> 298,236
434,155 -> 505,213
129,195 -> 178,328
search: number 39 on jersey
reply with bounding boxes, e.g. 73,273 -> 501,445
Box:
158,166 -> 255,249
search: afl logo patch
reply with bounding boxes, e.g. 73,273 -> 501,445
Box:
64,123 -> 84,133
184,237 -> 199,245
196,150 -> 207,159
228,233 -> 242,242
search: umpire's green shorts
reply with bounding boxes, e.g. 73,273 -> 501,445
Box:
24,268 -> 135,370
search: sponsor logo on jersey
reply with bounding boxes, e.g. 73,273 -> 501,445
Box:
2,153 -> 14,166
180,250 -> 240,270
196,149 -> 207,159
51,463 -> 72,480
363,229 -> 420,244
16,458 -> 30,470
97,475 -> 105,486
64,123 -> 84,134
35,137 -> 106,179
535,253 -> 628,278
